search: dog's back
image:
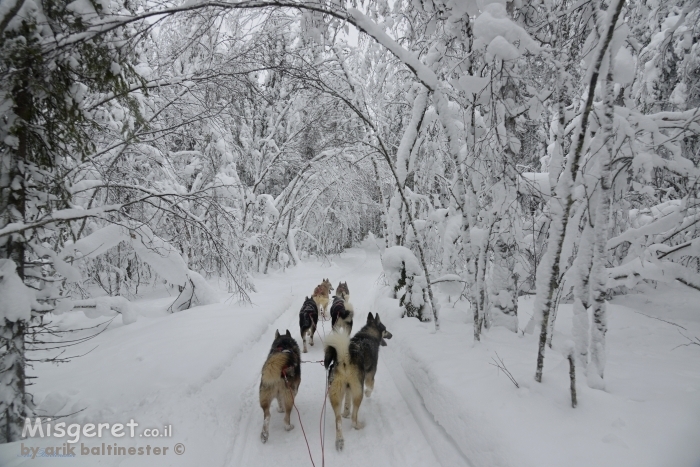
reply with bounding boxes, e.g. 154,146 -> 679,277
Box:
349,325 -> 381,375
261,352 -> 294,386
299,297 -> 318,331
330,296 -> 353,334
260,332 -> 301,392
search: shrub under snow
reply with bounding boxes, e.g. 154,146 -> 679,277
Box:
381,246 -> 430,321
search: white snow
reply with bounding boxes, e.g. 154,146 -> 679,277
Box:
381,245 -> 424,284
456,74 -> 489,94
487,35 -> 521,61
348,9 -> 438,90
519,172 -> 551,197
1,246 -> 698,467
613,47 -> 636,85
473,3 -> 540,56
0,259 -> 33,322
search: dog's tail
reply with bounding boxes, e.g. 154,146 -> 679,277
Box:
324,331 -> 350,371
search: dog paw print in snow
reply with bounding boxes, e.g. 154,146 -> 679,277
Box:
602,433 -> 629,448
611,418 -> 626,428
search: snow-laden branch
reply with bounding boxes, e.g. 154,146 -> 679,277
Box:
346,9 -> 438,91
606,203 -> 685,249
42,1 -> 439,92
0,204 -> 124,238
607,257 -> 700,292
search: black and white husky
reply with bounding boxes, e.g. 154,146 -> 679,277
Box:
330,281 -> 353,335
298,296 -> 319,353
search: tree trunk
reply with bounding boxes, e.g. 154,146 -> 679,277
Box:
572,223 -> 594,367
587,54 -> 616,389
489,237 -> 518,332
533,0 -> 626,383
0,78 -> 31,443
371,157 -> 390,248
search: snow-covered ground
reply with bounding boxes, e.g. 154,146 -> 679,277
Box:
1,241 -> 699,466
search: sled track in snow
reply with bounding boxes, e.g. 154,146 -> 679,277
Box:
225,249 -> 371,466
224,248 -> 473,467
381,348 -> 474,467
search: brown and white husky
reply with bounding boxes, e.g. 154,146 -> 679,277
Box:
259,330 -> 301,444
312,278 -> 333,319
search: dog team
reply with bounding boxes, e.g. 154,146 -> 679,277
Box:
258,279 -> 393,451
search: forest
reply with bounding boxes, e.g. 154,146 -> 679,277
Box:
1,0 -> 699,463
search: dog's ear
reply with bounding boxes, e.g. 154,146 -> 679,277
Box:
367,312 -> 374,323
375,313 -> 381,323
285,329 -> 292,337
275,329 -> 280,339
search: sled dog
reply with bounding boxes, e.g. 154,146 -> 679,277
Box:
299,296 -> 319,353
312,278 -> 333,319
259,329 -> 301,443
323,313 -> 393,451
330,281 -> 353,334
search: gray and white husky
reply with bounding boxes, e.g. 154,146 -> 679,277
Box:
323,312 -> 393,451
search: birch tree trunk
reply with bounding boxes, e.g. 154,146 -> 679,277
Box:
587,56 -> 617,389
533,0 -> 626,383
490,237 -> 518,332
572,223 -> 594,367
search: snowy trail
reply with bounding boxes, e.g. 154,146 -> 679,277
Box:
3,243 -> 697,467
0,244 -> 471,467
0,244 -> 463,467
226,246 -> 455,467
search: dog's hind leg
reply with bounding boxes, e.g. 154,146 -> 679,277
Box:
282,388 -> 295,431
301,329 -> 308,353
364,369 -> 376,397
260,391 -> 272,443
342,384 -> 352,418
276,395 -> 284,413
350,380 -> 365,430
329,381 -> 345,451
309,324 -> 315,347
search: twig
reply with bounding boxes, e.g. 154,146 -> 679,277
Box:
672,329 -> 700,350
631,310 -> 687,331
489,352 -> 520,388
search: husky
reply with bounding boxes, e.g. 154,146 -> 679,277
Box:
298,296 -> 319,353
323,313 -> 393,451
312,278 -> 333,319
259,329 -> 301,443
330,281 -> 353,335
